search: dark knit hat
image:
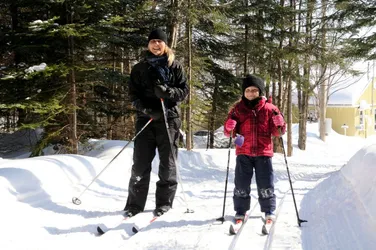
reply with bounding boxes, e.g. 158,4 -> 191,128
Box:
242,74 -> 265,95
148,28 -> 168,44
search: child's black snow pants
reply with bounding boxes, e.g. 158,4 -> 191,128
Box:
233,155 -> 276,214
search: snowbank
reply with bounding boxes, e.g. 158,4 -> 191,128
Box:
0,155 -> 105,205
341,143 -> 376,223
299,143 -> 376,249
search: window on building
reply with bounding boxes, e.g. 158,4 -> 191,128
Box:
360,110 -> 364,126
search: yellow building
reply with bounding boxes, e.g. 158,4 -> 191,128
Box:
326,74 -> 376,137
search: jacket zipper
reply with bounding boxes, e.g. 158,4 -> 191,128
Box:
252,110 -> 257,156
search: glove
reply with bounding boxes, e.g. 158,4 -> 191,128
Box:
225,119 -> 237,131
272,114 -> 284,127
132,99 -> 145,112
154,85 -> 174,99
234,134 -> 244,147
144,108 -> 163,121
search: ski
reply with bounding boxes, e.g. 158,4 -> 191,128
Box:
97,216 -> 127,235
227,213 -> 251,250
131,208 -> 192,234
96,212 -> 143,236
261,218 -> 274,235
229,214 -> 249,235
131,214 -> 160,234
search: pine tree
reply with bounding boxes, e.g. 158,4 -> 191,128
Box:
333,0 -> 376,60
0,0 -> 153,154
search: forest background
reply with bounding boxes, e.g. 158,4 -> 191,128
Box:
0,0 -> 375,156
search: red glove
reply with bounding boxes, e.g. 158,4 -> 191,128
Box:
272,114 -> 284,127
225,119 -> 237,131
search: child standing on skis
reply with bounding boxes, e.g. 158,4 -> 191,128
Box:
224,74 -> 286,221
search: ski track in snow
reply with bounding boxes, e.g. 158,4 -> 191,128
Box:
1,136 -> 374,250
113,162 -> 372,250
0,161 -> 353,250
110,163 -> 343,250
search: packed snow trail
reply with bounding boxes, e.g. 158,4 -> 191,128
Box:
117,169 -> 317,250
228,201 -> 259,249
1,130 -> 373,250
230,178 -> 290,250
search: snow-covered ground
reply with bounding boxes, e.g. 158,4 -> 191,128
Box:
0,123 -> 375,250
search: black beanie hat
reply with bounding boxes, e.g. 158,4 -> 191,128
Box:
148,28 -> 168,44
242,74 -> 265,95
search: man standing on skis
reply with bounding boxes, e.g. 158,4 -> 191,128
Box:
224,74 -> 286,222
124,28 -> 189,217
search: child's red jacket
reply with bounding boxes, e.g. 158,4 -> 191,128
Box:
224,97 -> 286,157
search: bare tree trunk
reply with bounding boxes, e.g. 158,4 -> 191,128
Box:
243,0 -> 249,75
298,69 -> 310,151
272,0 -> 287,153
286,0 -> 296,156
297,0 -> 314,150
92,83 -> 97,128
287,76 -> 293,156
185,0 -> 193,150
12,109 -> 17,131
209,79 -> 220,148
10,3 -> 18,63
318,68 -> 328,141
281,83 -> 288,115
107,48 -> 116,140
124,50 -> 134,140
10,3 -> 25,129
276,0 -> 285,111
168,0 -> 179,49
319,0 -> 328,141
67,3 -> 78,154
277,59 -> 283,109
68,63 -> 77,153
298,92 -> 309,150
6,112 -> 10,132
120,47 -> 124,74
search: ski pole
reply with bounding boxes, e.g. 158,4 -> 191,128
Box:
160,98 -> 194,214
72,118 -> 153,205
216,130 -> 233,223
273,109 -> 307,226
278,134 -> 307,226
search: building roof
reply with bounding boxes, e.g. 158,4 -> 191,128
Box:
328,72 -> 372,106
